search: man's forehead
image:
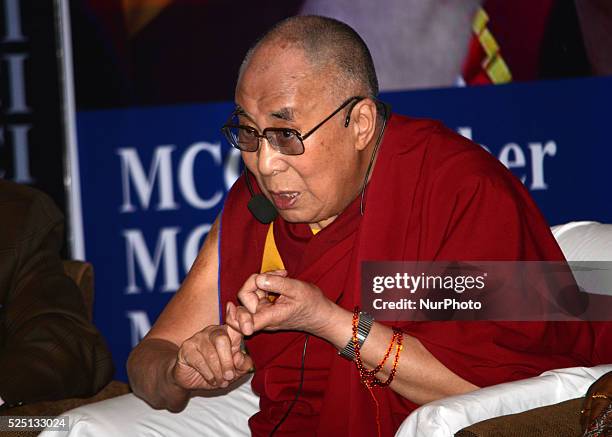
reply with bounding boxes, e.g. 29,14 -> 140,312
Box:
238,63 -> 313,98
235,75 -> 320,122
235,102 -> 297,122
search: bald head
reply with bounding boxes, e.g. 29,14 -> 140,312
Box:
239,15 -> 379,99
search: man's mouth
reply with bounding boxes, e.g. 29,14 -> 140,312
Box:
269,191 -> 300,209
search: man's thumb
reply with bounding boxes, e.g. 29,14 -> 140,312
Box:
233,351 -> 254,373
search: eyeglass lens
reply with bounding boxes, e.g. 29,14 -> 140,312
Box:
225,125 -> 304,155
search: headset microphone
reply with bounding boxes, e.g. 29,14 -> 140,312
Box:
244,168 -> 278,224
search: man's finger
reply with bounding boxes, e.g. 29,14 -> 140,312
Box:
233,351 -> 254,374
227,302 -> 257,336
225,302 -> 241,332
251,301 -> 282,332
263,269 -> 288,277
211,331 -> 237,384
177,345 -> 216,387
226,324 -> 245,353
255,274 -> 298,298
205,330 -> 231,385
236,306 -> 255,336
259,271 -> 288,303
237,273 -> 262,313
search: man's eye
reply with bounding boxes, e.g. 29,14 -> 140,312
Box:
281,130 -> 295,138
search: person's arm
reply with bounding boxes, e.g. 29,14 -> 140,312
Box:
0,191 -> 113,406
127,217 -> 253,412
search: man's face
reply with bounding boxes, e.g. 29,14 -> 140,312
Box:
235,43 -> 364,226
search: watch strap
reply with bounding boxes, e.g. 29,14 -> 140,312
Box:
338,311 -> 374,361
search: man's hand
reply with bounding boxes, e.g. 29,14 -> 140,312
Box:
171,324 -> 253,390
226,271 -> 334,337
581,371 -> 612,431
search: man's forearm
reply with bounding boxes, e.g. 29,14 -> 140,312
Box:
127,338 -> 189,412
315,303 -> 478,404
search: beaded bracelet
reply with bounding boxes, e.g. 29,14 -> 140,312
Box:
351,309 -> 396,374
372,329 -> 403,387
351,306 -> 404,388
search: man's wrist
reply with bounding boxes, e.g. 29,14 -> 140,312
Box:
308,299 -> 339,338
312,303 -> 356,351
163,356 -> 191,411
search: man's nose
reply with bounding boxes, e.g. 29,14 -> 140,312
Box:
257,137 -> 287,176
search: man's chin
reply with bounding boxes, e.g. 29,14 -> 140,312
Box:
276,209 -> 315,224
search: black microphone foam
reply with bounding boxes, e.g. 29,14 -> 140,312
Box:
248,194 -> 278,224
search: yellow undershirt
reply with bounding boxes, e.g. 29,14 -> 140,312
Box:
260,222 -> 319,273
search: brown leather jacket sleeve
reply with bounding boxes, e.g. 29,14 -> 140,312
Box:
0,183 -> 114,406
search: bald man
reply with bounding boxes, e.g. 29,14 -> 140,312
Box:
53,16 -> 596,437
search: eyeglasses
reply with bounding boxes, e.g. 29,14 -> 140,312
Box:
221,96 -> 365,156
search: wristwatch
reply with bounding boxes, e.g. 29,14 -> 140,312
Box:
338,311 -> 374,361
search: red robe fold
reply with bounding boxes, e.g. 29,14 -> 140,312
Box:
219,114 -> 595,436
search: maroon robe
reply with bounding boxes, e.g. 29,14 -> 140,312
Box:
219,114 -> 595,436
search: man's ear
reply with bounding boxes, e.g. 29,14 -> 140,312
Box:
351,99 -> 377,151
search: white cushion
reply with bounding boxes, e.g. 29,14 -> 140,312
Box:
552,221 -> 612,261
395,364 -> 612,437
40,376 -> 260,437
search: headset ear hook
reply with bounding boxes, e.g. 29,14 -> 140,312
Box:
344,97 -> 365,128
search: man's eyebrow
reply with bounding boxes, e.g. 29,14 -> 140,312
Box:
234,105 -> 255,122
234,105 -> 247,116
270,107 -> 295,122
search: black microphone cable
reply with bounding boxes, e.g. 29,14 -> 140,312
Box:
269,334 -> 310,437
359,100 -> 390,216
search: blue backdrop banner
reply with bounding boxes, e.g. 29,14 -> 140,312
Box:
76,76 -> 612,381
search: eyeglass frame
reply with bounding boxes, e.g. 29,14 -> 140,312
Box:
221,95 -> 366,156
